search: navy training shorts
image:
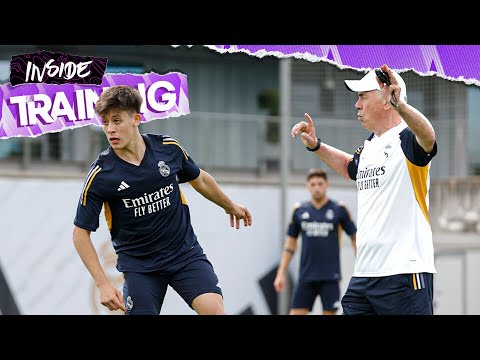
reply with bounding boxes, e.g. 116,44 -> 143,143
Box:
341,272 -> 434,315
291,279 -> 340,312
122,255 -> 222,315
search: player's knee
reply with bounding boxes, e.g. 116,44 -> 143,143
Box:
192,292 -> 225,315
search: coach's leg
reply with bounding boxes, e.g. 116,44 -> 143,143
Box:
341,277 -> 376,315
369,273 -> 434,315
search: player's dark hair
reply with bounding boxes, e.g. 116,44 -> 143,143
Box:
95,85 -> 143,117
306,168 -> 328,182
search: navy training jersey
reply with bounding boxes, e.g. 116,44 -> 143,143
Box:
287,199 -> 357,281
74,133 -> 202,273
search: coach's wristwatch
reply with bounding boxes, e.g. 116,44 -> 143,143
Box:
306,137 -> 321,152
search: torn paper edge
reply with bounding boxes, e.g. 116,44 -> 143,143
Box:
194,45 -> 480,88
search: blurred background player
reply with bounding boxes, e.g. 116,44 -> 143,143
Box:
274,168 -> 357,315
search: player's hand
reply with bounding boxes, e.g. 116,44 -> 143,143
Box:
99,283 -> 127,312
226,204 -> 252,229
274,273 -> 285,293
291,113 -> 318,148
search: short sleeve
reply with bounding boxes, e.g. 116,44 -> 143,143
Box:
338,204 -> 357,236
73,163 -> 105,231
400,127 -> 437,167
178,153 -> 201,183
348,145 -> 364,180
286,205 -> 301,238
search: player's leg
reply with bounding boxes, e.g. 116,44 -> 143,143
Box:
341,277 -> 376,315
122,271 -> 168,315
368,273 -> 434,315
318,280 -> 341,315
191,293 -> 224,315
170,256 -> 224,315
290,280 -> 316,315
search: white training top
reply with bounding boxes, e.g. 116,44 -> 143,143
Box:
349,121 -> 437,277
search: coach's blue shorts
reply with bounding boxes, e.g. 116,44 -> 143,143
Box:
122,254 -> 222,315
341,273 -> 434,315
291,280 -> 340,311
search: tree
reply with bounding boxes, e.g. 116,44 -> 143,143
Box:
257,89 -> 279,144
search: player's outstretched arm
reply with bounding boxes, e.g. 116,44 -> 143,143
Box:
189,169 -> 252,229
73,226 -> 126,312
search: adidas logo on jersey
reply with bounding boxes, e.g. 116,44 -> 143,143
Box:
301,212 -> 310,219
117,181 -> 130,191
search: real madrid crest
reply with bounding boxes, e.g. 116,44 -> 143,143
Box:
326,209 -> 334,220
158,160 -> 170,177
126,296 -> 134,311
